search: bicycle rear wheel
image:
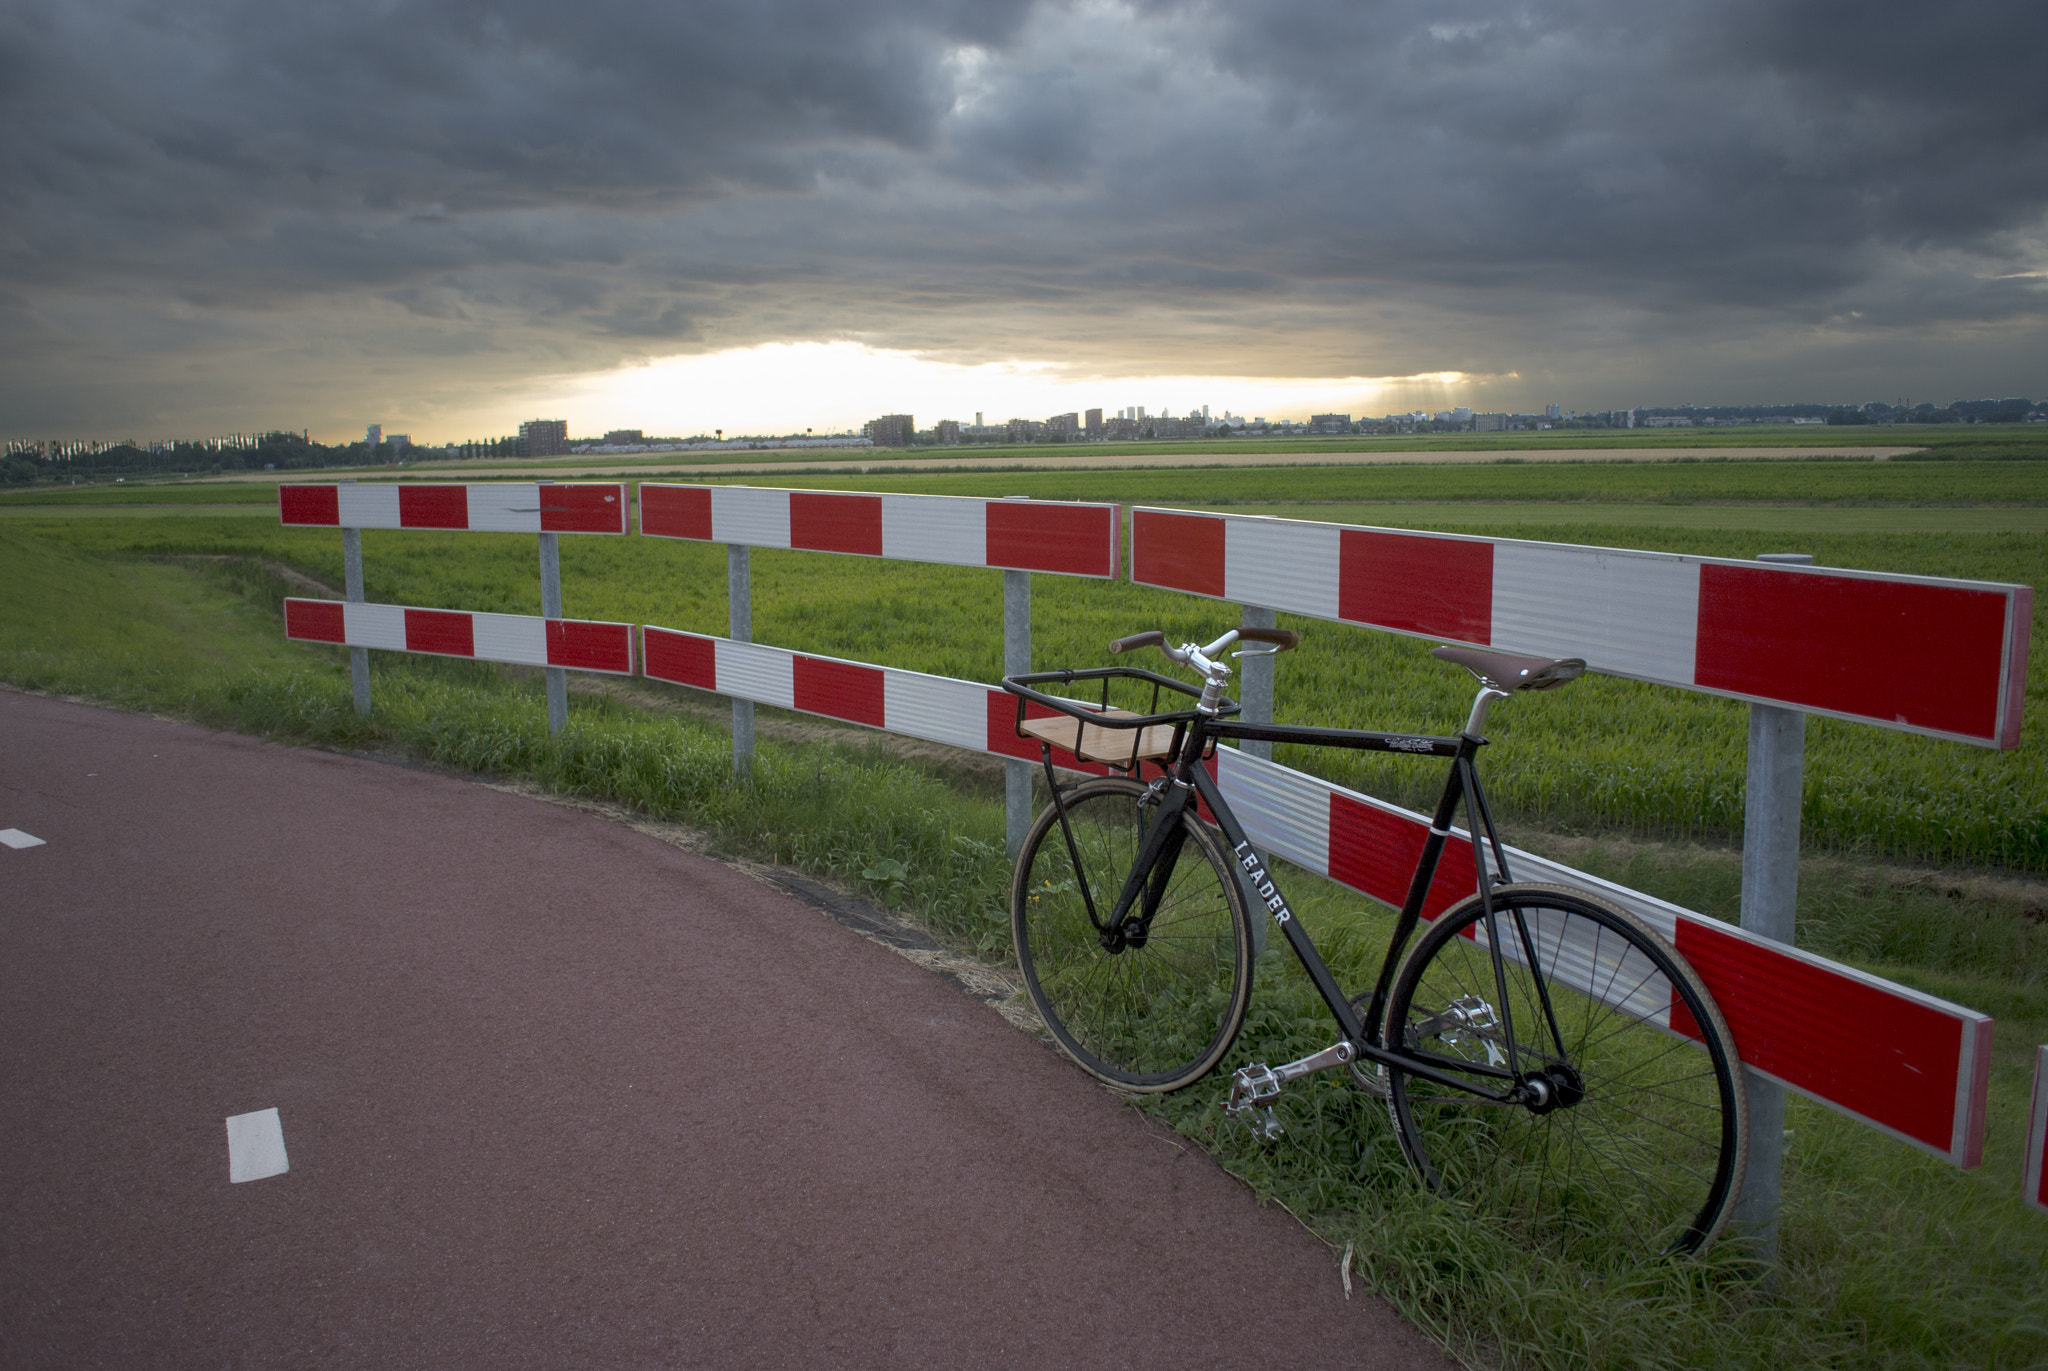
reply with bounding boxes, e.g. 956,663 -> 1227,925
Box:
1384,883 -> 1746,1259
1011,777 -> 1254,1092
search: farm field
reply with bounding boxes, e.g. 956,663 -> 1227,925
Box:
12,451 -> 2048,509
1240,501 -> 2048,533
5,457 -> 2047,1370
13,419 -> 2043,490
11,462 -> 2044,874
18,496 -> 2048,534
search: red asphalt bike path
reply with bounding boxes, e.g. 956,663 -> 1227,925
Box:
0,692 -> 1453,1370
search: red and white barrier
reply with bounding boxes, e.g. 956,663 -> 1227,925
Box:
633,625 -> 1993,1168
1129,509 -> 2032,748
284,598 -> 635,674
639,485 -> 1121,578
640,625 -> 1100,767
2028,1046 -> 2048,1214
1212,745 -> 1991,1168
280,483 -> 630,535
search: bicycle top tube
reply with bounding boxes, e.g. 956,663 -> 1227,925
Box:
1002,628 -> 1588,766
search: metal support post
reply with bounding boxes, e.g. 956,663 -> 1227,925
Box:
1004,569 -> 1032,859
1731,552 -> 1811,1267
538,536 -> 567,736
729,543 -> 754,778
537,483 -> 567,736
1239,604 -> 1276,761
1236,605 -> 1278,956
341,479 -> 370,717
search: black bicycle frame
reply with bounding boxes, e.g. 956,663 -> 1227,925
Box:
1078,710 -> 1550,1104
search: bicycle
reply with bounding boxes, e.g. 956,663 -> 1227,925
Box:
1002,626 -> 1749,1259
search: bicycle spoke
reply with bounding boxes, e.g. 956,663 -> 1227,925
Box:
1388,887 -> 1744,1261
1013,779 -> 1251,1091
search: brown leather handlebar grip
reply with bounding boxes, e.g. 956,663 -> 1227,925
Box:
1109,630 -> 1167,655
1236,627 -> 1299,650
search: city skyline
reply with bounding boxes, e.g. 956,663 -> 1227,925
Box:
3,1 -> 2043,440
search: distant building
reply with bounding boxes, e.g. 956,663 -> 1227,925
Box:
1047,412 -> 1080,436
366,424 -> 383,448
864,414 -> 914,447
1005,418 -> 1046,442
1084,408 -> 1103,437
1546,403 -> 1562,420
1473,414 -> 1507,432
1309,413 -> 1352,434
519,419 -> 569,457
604,429 -> 644,445
387,433 -> 412,456
934,419 -> 961,444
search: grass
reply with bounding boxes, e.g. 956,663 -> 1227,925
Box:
5,516 -> 2047,1368
12,482 -> 2044,873
1249,503 -> 2048,533
776,456 -> 2048,507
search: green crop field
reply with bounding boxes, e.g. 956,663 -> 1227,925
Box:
12,464 -> 2045,874
770,455 -> 2048,507
5,456 -> 2047,1370
1254,502 -> 2048,533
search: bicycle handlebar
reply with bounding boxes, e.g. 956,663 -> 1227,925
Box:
1109,626 -> 1299,661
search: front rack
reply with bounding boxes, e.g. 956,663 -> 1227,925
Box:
1002,666 -> 1237,771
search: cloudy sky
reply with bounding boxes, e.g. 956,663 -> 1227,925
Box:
5,0 -> 2044,442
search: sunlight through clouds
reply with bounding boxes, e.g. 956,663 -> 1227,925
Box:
513,342 -> 1486,437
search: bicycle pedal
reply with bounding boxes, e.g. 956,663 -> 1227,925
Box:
1224,1063 -> 1288,1140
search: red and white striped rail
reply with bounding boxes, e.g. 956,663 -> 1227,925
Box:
640,625 -> 1097,767
284,598 -> 635,674
1212,745 -> 1991,1168
640,485 -> 1122,578
1130,509 -> 2032,748
280,483 -> 630,535
2028,1047 -> 2048,1214
634,625 -> 1992,1168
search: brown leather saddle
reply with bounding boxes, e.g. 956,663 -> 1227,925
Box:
1431,645 -> 1586,691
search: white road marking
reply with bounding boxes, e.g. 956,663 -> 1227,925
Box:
226,1108 -> 290,1183
0,828 -> 46,849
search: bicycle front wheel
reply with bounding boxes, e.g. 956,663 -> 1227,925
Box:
1011,777 -> 1254,1092
1385,883 -> 1747,1259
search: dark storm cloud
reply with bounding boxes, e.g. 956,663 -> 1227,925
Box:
3,0 -> 2044,434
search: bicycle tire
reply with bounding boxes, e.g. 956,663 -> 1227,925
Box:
1384,883 -> 1747,1259
1011,777 -> 1255,1092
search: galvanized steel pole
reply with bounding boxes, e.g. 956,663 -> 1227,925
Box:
340,480 -> 370,717
1238,604 -> 1276,761
729,543 -> 754,778
1731,551 -> 1812,1267
1004,568 -> 1032,858
537,483 -> 567,736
